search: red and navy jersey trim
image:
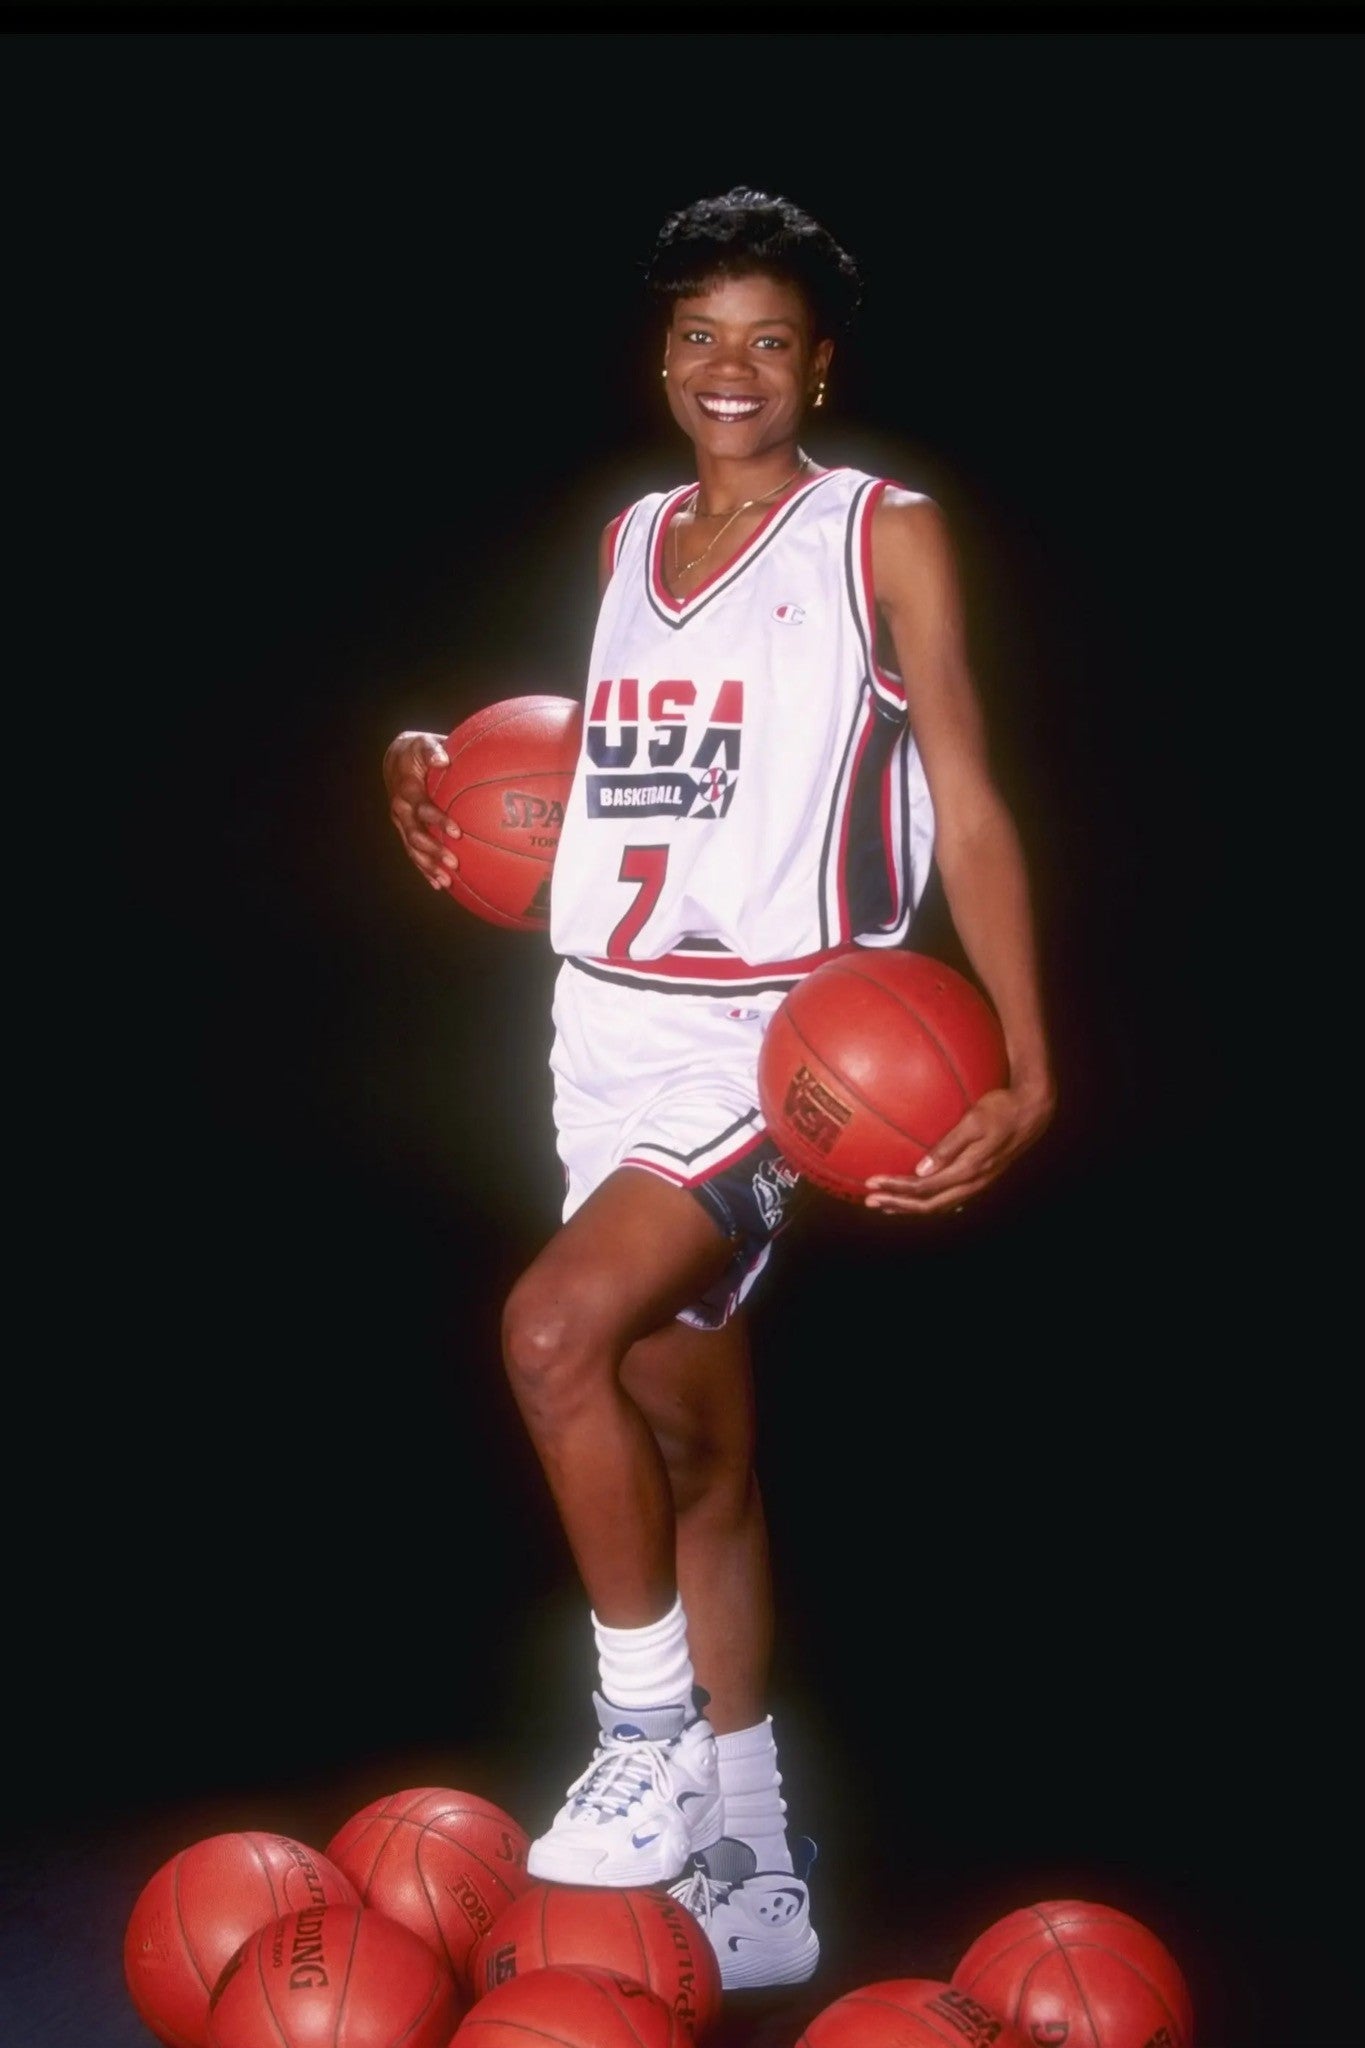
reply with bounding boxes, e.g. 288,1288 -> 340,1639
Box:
606,503 -> 636,575
642,469 -> 847,631
622,1108 -> 765,1187
807,478 -> 912,949
567,940 -> 853,998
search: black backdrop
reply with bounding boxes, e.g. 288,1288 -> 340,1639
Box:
11,25 -> 1361,2048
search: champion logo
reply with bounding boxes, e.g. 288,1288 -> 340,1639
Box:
725,1006 -> 761,1022
772,603 -> 806,624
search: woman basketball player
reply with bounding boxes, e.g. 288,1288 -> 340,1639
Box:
383,187 -> 1055,1992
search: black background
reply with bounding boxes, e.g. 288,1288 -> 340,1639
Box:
7,22 -> 1361,2048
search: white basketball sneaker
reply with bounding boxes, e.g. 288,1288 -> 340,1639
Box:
669,1836 -> 821,1990
526,1692 -> 722,1887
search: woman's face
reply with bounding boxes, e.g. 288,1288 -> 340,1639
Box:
663,270 -> 832,460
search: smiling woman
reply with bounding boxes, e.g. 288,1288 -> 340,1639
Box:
653,192 -> 855,592
381,183 -> 1056,1997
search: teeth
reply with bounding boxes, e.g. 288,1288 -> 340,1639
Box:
698,397 -> 763,417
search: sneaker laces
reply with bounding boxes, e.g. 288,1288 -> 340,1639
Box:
564,1732 -> 681,1822
668,1862 -> 732,1925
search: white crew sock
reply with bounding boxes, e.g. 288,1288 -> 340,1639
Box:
716,1717 -> 794,1873
591,1593 -> 696,1710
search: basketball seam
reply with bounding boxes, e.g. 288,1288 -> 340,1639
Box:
1034,1937 -> 1191,2039
417,1817 -> 524,1971
427,1830 -> 522,1901
619,1891 -> 655,2001
957,1909 -> 1061,1999
447,771 -> 574,797
334,1907 -> 363,2048
453,833 -> 555,863
585,1968 -> 654,2048
1048,1943 -> 1103,2047
460,1966 -> 659,2048
785,999 -> 954,1147
445,869 -> 545,930
331,1818 -> 386,1891
774,1008 -> 939,1195
458,2008 -> 624,2046
536,1880 -> 551,1967
170,1849 -> 216,2002
251,1835 -> 285,1923
414,1823 -> 460,1975
811,955 -> 982,1101
444,703 -> 579,775
448,696 -> 576,744
386,1939 -> 452,2048
254,1918 -> 293,2048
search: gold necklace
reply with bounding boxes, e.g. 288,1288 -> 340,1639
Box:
672,455 -> 810,579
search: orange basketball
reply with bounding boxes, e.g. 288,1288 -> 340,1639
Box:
757,948 -> 1008,1199
452,1962 -> 687,2046
122,1830 -> 360,2048
206,1900 -> 462,2048
951,1899 -> 1195,2048
468,1880 -> 721,2042
426,693 -> 582,931
324,1786 -> 533,1995
797,1976 -> 1032,2047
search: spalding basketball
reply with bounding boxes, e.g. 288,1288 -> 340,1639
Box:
951,1899 -> 1195,2048
797,1976 -> 1032,2047
468,1881 -> 721,2042
207,1901 -> 462,2048
452,1962 -> 687,2047
757,949 -> 1008,1200
426,694 -> 581,931
123,1830 -> 360,2048
324,1786 -> 533,1995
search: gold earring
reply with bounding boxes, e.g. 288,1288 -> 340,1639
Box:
813,379 -> 826,409
662,365 -> 669,381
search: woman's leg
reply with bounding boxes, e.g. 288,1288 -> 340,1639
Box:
620,1310 -> 772,1738
500,1164 -> 738,1625
503,1162 -> 736,1885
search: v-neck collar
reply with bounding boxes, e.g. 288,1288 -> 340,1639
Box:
645,469 -> 841,623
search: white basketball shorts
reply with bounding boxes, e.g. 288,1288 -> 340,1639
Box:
549,960 -> 809,1330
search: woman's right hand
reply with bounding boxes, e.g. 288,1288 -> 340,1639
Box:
383,730 -> 460,890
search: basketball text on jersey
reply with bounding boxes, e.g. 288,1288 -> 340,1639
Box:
585,676 -> 741,821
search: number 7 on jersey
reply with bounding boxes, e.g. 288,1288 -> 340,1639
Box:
608,845 -> 669,959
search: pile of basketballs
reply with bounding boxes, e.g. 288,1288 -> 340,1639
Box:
123,1781 -> 1195,2048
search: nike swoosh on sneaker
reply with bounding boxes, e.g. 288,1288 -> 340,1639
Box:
677,1791 -> 708,1808
631,1830 -> 661,1848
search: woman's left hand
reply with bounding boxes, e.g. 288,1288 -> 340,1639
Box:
864,1082 -> 1055,1217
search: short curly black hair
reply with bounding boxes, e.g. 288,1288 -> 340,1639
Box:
645,186 -> 863,340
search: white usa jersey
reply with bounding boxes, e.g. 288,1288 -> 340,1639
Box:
549,466 -> 936,997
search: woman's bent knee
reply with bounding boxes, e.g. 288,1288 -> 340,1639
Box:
501,1268 -> 613,1414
